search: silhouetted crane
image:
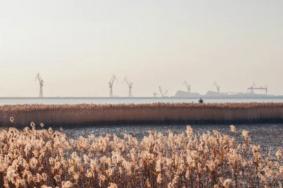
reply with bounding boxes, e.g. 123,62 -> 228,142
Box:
35,73 -> 44,98
183,81 -> 191,93
158,86 -> 168,97
247,83 -> 268,95
214,82 -> 220,93
124,78 -> 133,97
108,75 -> 117,97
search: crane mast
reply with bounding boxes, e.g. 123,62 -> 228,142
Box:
108,75 -> 117,97
124,78 -> 133,97
36,73 -> 44,98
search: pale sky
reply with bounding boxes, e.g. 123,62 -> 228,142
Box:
0,0 -> 282,97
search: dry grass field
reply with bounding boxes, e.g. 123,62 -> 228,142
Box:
0,123 -> 282,188
1,103 -> 283,127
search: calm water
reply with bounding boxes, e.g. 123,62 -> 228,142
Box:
1,97 -> 283,105
64,124 -> 283,152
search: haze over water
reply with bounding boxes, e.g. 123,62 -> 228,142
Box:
0,0 -> 283,97
1,97 -> 283,105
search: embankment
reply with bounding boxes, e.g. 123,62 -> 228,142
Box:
1,103 -> 283,127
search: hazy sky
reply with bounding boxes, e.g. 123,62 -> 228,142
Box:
0,0 -> 282,97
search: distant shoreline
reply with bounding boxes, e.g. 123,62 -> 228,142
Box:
1,103 -> 283,127
1,96 -> 283,99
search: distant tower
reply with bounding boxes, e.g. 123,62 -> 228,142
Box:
183,81 -> 191,93
36,73 -> 44,98
108,75 -> 117,97
124,78 -> 133,97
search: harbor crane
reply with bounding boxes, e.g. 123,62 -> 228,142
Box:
214,82 -> 220,93
158,86 -> 168,97
124,78 -> 133,97
247,84 -> 268,95
108,75 -> 117,97
183,81 -> 191,93
35,73 -> 44,98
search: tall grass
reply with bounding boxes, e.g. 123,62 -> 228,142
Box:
0,123 -> 282,187
1,103 -> 283,127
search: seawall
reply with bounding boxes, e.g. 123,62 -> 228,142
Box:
1,103 -> 283,127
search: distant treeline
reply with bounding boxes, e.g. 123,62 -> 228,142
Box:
1,103 -> 283,127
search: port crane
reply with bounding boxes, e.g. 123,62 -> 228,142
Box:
214,82 -> 220,93
247,84 -> 268,95
124,78 -> 133,97
35,73 -> 44,98
158,86 -> 168,97
183,81 -> 191,93
108,75 -> 117,97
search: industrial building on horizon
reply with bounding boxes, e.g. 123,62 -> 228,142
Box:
174,83 -> 272,99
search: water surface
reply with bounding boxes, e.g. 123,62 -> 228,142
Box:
64,124 -> 283,152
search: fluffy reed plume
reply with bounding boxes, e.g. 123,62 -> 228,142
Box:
0,124 -> 282,188
229,125 -> 236,133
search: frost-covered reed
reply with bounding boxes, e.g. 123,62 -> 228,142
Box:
0,122 -> 282,188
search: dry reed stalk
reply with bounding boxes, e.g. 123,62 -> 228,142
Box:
0,103 -> 283,127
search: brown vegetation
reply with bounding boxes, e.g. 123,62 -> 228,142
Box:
0,124 -> 282,188
1,103 -> 283,127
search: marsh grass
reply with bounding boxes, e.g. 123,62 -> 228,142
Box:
0,123 -> 282,188
1,103 -> 283,127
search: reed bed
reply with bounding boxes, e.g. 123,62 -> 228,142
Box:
0,123 -> 282,188
1,103 -> 283,127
